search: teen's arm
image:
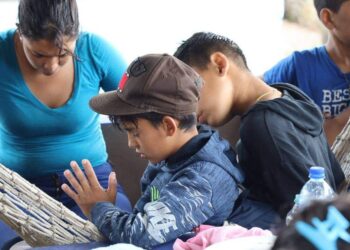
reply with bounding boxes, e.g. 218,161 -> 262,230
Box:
238,112 -> 310,216
324,107 -> 350,145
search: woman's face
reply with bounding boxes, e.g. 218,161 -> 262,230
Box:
20,35 -> 76,76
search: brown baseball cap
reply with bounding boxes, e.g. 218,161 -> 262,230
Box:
89,53 -> 202,116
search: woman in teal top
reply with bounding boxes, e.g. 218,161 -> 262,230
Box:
0,0 -> 131,247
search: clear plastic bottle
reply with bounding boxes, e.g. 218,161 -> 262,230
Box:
298,166 -> 335,207
285,194 -> 301,225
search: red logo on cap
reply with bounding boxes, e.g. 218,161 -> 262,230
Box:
118,73 -> 128,92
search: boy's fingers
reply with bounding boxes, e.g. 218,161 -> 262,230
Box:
63,169 -> 84,194
82,159 -> 101,189
61,183 -> 79,201
107,172 -> 117,198
70,161 -> 90,191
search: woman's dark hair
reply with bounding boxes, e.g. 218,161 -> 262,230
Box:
109,112 -> 197,132
272,195 -> 350,250
17,0 -> 79,52
174,32 -> 249,71
314,0 -> 349,16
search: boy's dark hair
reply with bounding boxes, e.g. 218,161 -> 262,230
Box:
314,0 -> 349,16
109,112 -> 197,132
174,32 -> 249,71
272,196 -> 350,250
17,0 -> 79,53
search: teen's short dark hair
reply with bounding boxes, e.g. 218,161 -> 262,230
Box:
109,112 -> 197,131
314,0 -> 348,16
17,0 -> 79,53
272,195 -> 350,250
174,32 -> 249,70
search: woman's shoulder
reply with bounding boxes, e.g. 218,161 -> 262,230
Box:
0,29 -> 15,45
76,32 -> 113,50
0,29 -> 16,60
75,32 -> 119,60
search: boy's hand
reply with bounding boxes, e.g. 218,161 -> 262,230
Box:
61,159 -> 117,218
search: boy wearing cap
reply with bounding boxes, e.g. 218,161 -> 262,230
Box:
62,54 -> 248,248
174,32 -> 345,220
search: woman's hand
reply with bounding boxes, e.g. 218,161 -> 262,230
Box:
61,159 -> 117,218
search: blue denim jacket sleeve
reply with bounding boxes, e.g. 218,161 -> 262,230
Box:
90,167 -> 215,248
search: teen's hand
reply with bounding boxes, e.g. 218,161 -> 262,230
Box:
61,159 -> 117,218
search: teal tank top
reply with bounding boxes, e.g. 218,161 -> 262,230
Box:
0,29 -> 126,178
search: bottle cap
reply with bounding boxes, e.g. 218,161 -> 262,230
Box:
309,166 -> 325,179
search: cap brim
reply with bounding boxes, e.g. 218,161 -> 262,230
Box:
89,90 -> 146,116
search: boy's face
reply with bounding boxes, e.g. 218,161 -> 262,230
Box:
122,118 -> 171,164
329,1 -> 350,45
193,66 -> 235,127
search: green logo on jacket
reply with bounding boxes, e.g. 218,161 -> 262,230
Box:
150,186 -> 160,202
